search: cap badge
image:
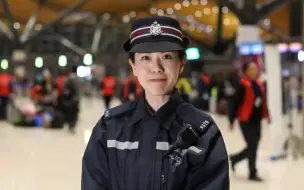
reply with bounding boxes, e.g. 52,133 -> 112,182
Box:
150,21 -> 163,36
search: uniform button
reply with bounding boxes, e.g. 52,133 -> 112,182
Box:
104,110 -> 109,117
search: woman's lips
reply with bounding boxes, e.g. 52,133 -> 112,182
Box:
149,79 -> 167,82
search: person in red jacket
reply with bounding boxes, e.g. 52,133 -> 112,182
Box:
101,72 -> 116,109
56,70 -> 68,97
122,73 -> 142,103
54,69 -> 68,112
0,71 -> 13,120
228,61 -> 270,182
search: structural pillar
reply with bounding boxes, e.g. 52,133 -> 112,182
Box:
264,44 -> 284,158
301,0 -> 304,156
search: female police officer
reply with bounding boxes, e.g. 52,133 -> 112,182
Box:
82,16 -> 230,190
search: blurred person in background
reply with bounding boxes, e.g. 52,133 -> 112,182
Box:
82,16 -> 229,190
61,66 -> 81,134
175,76 -> 192,102
90,70 -> 100,97
228,61 -> 270,182
54,69 -> 68,114
215,72 -> 228,115
0,70 -> 14,120
56,69 -> 68,98
195,71 -> 210,111
101,72 -> 117,109
225,69 -> 241,114
13,66 -> 27,96
30,69 -> 56,110
121,71 -> 142,103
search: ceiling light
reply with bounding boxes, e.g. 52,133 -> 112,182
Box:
183,0 -> 190,7
212,6 -> 219,13
35,24 -> 42,31
222,6 -> 228,13
122,15 -> 130,23
224,18 -> 230,25
150,8 -> 157,14
200,0 -> 208,5
189,25 -> 195,31
195,10 -> 202,17
232,19 -> 239,24
203,8 -> 210,15
174,3 -> 182,10
129,11 -> 136,18
206,25 -> 213,33
191,0 -> 199,5
264,18 -> 270,26
187,15 -> 194,21
102,13 -> 110,20
166,8 -> 174,15
196,27 -> 203,32
13,22 -> 20,29
157,9 -> 164,16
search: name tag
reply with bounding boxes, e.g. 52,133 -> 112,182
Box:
254,97 -> 261,107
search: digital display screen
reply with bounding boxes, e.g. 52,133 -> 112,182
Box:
239,45 -> 251,55
239,43 -> 264,55
289,43 -> 302,53
251,43 -> 263,54
278,43 -> 289,53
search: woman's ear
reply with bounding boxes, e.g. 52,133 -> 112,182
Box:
129,59 -> 137,77
179,58 -> 187,75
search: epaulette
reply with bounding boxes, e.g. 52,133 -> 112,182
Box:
176,103 -> 213,134
103,101 -> 137,121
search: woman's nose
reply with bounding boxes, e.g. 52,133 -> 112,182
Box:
151,59 -> 164,73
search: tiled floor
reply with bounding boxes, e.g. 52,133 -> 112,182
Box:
1,97 -> 304,190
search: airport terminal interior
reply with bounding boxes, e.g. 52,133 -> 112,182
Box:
1,0 -> 304,189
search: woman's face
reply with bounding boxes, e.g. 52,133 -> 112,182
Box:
129,51 -> 186,96
246,62 -> 258,80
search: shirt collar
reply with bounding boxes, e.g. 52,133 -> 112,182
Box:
127,89 -> 184,130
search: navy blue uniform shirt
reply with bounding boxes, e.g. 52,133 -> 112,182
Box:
82,90 -> 229,190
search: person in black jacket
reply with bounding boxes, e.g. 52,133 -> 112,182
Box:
61,66 -> 81,134
228,61 -> 270,182
82,16 -> 230,190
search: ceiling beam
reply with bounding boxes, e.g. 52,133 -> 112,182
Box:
221,0 -> 240,15
0,0 -> 19,41
182,29 -> 213,51
258,0 -> 288,19
0,19 -> 13,39
20,11 -> 40,43
24,0 -> 88,44
55,33 -> 88,56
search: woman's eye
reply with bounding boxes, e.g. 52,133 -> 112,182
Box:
141,56 -> 150,61
162,54 -> 173,60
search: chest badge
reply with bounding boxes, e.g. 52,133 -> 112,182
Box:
169,152 -> 183,167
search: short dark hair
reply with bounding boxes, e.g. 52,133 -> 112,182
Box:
128,50 -> 186,63
71,65 -> 78,73
242,61 -> 255,72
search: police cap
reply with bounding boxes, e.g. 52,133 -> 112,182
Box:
123,16 -> 189,53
